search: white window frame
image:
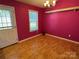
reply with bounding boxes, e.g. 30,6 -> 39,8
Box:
0,5 -> 16,30
29,10 -> 38,32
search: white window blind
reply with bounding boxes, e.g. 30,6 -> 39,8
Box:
0,5 -> 15,30
29,10 -> 38,32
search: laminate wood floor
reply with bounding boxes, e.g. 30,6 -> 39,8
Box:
0,35 -> 79,59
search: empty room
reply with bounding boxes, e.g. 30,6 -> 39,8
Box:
0,0 -> 79,59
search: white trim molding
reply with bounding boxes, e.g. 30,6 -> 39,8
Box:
18,33 -> 79,45
45,6 -> 79,13
46,34 -> 79,45
18,34 -> 41,43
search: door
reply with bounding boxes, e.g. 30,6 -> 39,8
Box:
0,5 -> 18,48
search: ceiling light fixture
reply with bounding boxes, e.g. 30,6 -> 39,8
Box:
44,0 -> 57,7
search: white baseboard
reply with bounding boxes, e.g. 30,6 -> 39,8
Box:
18,34 -> 41,43
46,34 -> 79,45
18,33 -> 79,45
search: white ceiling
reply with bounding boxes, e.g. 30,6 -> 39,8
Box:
16,0 -> 48,8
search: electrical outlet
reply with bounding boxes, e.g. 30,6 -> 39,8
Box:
68,34 -> 71,37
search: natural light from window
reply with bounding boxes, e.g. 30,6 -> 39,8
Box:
0,5 -> 14,30
29,10 -> 38,32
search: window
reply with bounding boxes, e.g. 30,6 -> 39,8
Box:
29,10 -> 38,32
0,5 -> 15,30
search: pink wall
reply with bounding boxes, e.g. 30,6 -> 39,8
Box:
0,0 -> 79,42
0,0 -> 45,40
45,0 -> 79,42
